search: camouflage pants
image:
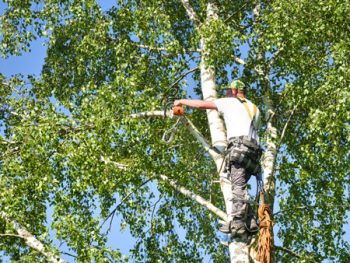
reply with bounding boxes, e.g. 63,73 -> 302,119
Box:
229,163 -> 251,220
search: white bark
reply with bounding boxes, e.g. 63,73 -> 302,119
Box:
262,98 -> 277,209
232,55 -> 246,66
229,242 -> 251,263
200,2 -> 255,263
159,175 -> 227,221
180,0 -> 201,27
101,154 -> 228,221
0,212 -> 67,263
253,1 -> 278,210
183,117 -> 221,160
130,110 -> 171,118
199,4 -> 231,219
130,111 -> 223,161
199,44 -> 226,152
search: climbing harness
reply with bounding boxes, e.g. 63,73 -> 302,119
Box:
221,98 -> 265,236
224,98 -> 262,175
224,136 -> 262,175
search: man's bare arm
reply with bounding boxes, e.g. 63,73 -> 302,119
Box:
174,99 -> 217,110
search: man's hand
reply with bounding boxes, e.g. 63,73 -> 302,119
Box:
174,100 -> 182,106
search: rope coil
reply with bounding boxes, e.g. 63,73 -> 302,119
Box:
257,191 -> 273,263
162,117 -> 183,144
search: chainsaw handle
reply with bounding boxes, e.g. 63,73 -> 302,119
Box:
173,105 -> 184,116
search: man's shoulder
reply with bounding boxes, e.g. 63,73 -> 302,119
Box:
215,97 -> 238,103
245,98 -> 259,109
214,97 -> 238,106
243,98 -> 254,104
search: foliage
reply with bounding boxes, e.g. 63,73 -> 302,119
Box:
0,0 -> 349,262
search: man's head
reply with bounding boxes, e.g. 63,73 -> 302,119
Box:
230,80 -> 246,91
224,80 -> 246,97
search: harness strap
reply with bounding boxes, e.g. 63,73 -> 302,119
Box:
240,98 -> 257,121
237,98 -> 258,141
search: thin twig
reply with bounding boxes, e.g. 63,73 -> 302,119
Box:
159,174 -> 227,221
60,251 -> 78,258
0,233 -> 22,238
275,245 -> 301,258
268,47 -> 285,68
149,195 -> 163,234
278,100 -> 301,146
102,177 -> 156,234
275,245 -> 318,263
224,2 -> 248,23
170,67 -> 200,89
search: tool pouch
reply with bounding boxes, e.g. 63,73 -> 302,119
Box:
225,136 -> 262,175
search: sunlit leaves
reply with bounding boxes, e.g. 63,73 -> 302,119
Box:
1,0 -> 350,262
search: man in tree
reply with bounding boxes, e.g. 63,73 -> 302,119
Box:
174,80 -> 261,238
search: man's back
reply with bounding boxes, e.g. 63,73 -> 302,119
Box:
214,97 -> 261,141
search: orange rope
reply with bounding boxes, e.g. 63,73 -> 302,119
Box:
257,192 -> 273,263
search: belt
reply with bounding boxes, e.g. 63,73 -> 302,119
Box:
228,136 -> 245,144
228,136 -> 258,146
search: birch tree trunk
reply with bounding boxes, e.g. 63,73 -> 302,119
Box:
253,2 -> 278,214
200,2 -> 257,263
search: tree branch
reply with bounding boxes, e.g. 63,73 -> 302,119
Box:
130,110 -> 172,119
61,251 -> 77,259
0,212 -> 67,263
159,174 -> 227,221
130,111 -> 222,161
231,55 -> 246,65
0,233 -> 23,238
268,47 -> 285,68
180,0 -> 201,27
278,100 -> 300,146
100,158 -> 227,221
149,195 -> 163,234
170,67 -> 200,89
273,203 -> 350,217
183,117 -> 222,160
137,44 -> 171,52
274,245 -> 301,259
137,44 -> 201,53
106,36 -> 200,54
100,156 -> 128,170
101,176 -> 156,233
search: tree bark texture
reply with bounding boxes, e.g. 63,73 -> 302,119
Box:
0,212 -> 67,263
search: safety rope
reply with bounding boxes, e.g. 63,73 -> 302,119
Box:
162,117 -> 183,144
257,185 -> 273,263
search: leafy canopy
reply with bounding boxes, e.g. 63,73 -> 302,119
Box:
0,0 -> 349,262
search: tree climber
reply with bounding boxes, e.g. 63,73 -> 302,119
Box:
174,80 -> 261,238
